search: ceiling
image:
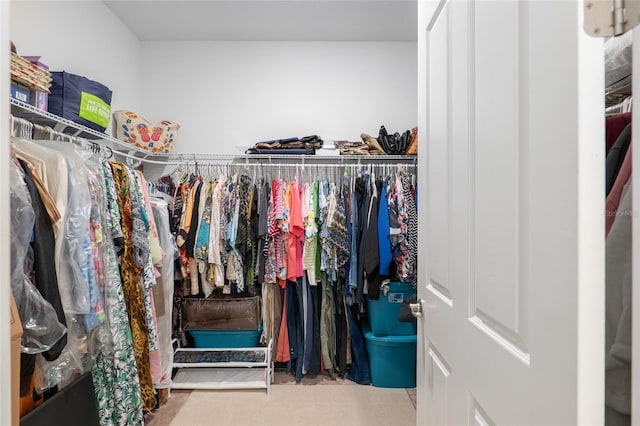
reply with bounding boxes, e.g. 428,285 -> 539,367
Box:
103,0 -> 417,42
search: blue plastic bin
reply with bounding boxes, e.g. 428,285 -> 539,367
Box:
363,323 -> 416,388
366,281 -> 417,336
189,327 -> 261,348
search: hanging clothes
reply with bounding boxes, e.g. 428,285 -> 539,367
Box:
356,173 -> 371,305
11,134 -> 159,424
151,198 -> 178,390
210,176 -> 226,288
11,155 -> 67,410
128,168 -> 159,353
377,179 -> 392,277
93,161 -> 144,426
402,173 -> 418,287
156,162 -> 416,386
606,123 -> 632,195
9,156 -> 66,355
606,145 -> 633,236
364,178 -> 382,300
194,181 -> 214,296
256,180 -> 270,284
606,112 -> 632,154
605,180 -> 632,424
110,162 -> 157,412
236,175 -> 253,287
11,139 -> 68,244
17,159 -> 67,359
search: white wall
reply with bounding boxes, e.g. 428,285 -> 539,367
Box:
10,0 -> 142,123
9,3 -> 416,155
141,41 -> 417,154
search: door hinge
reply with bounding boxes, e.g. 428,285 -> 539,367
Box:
585,0 -> 640,37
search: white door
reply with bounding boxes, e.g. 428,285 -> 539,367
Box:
416,0 -> 605,424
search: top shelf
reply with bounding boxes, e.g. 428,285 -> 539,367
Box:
9,98 -> 157,160
10,99 -> 418,166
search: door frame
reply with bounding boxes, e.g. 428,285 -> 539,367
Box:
632,27 -> 640,423
1,1 -> 14,425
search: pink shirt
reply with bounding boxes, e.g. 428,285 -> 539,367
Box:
287,181 -> 305,281
606,144 -> 632,237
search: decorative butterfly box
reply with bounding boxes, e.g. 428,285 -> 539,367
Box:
113,110 -> 179,154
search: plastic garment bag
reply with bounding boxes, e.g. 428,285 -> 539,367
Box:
151,199 -> 179,388
35,140 -> 93,315
36,152 -> 117,398
9,157 -> 67,353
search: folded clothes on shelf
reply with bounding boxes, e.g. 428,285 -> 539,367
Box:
346,126 -> 417,156
245,135 -> 323,154
335,140 -> 385,156
249,148 -> 313,155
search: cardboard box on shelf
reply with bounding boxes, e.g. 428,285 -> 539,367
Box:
30,90 -> 48,111
22,56 -> 50,111
10,80 -> 30,104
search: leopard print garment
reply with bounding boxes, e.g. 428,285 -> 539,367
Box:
128,169 -> 159,352
109,162 -> 157,412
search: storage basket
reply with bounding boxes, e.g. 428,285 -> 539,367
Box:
189,327 -> 262,348
182,296 -> 261,331
113,110 -> 179,153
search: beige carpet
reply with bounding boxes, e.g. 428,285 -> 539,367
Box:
169,384 -> 416,426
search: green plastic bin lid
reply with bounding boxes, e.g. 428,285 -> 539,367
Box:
362,322 -> 416,343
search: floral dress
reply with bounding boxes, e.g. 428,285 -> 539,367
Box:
91,162 -> 144,425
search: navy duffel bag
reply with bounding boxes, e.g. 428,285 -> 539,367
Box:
48,71 -> 112,132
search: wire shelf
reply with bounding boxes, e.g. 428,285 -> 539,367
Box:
10,99 -> 418,167
9,99 -> 152,155
154,152 -> 417,165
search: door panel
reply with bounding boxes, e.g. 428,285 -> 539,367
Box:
470,400 -> 495,426
417,0 -> 604,424
426,0 -> 452,302
470,0 -> 528,355
427,343 -> 450,426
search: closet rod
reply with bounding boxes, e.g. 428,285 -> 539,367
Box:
197,163 -> 416,169
111,149 -> 154,167
152,153 -> 417,163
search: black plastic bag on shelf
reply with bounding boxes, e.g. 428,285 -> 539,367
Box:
245,134 -> 323,155
378,125 -> 411,155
